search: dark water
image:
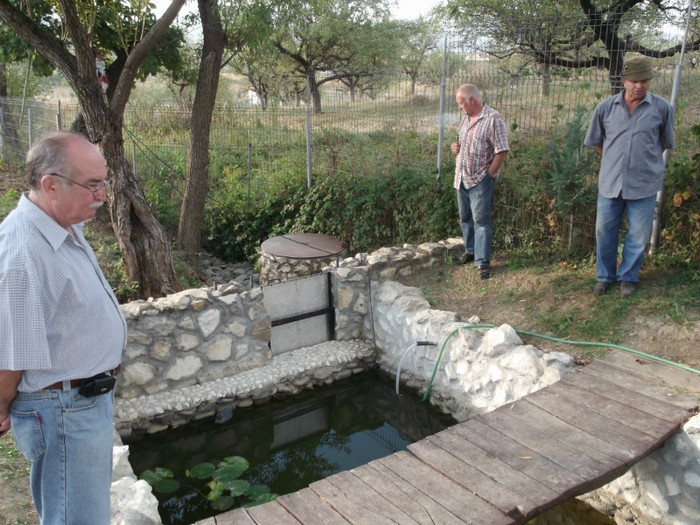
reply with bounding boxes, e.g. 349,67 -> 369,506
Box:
127,370 -> 616,525
126,370 -> 456,524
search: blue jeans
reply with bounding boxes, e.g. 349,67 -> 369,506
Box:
457,175 -> 494,267
595,193 -> 657,284
10,386 -> 114,525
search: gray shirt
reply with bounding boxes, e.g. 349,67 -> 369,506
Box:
0,194 -> 126,392
584,90 -> 675,199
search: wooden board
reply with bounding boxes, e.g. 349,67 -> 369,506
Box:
246,501 -> 302,524
310,469 -> 419,524
543,380 -> 673,438
563,366 -> 695,423
359,459 -> 468,524
476,404 -> 611,479
376,451 -> 513,524
409,433 -> 540,520
277,488 -> 350,524
503,399 -> 634,464
597,350 -> 700,396
210,508 -> 257,524
449,419 -> 586,498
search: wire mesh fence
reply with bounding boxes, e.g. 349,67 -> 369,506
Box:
1,17 -> 698,256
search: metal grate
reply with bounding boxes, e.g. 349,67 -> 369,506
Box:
262,273 -> 334,355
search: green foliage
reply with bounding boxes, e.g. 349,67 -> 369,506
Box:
654,123 -> 700,265
0,188 -> 20,221
140,456 -> 277,513
541,106 -> 597,251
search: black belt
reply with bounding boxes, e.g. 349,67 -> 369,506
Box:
42,365 -> 121,392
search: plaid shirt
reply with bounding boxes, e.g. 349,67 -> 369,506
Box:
453,104 -> 509,189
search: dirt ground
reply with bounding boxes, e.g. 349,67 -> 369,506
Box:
396,255 -> 700,371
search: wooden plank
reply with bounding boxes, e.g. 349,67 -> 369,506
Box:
310,470 -> 418,524
277,488 -> 351,524
476,405 -> 612,480
246,501 -> 302,524
543,380 -> 675,439
377,451 -> 513,525
582,359 -> 699,410
358,459 -> 468,525
209,508 -> 257,524
449,419 -> 587,499
506,399 -> 636,464
598,350 -> 700,395
564,366 -> 695,423
409,434 -> 538,520
525,386 -> 660,453
193,518 -> 217,525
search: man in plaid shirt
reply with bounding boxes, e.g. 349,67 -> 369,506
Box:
451,84 -> 509,280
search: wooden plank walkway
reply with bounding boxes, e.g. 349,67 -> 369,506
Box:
196,350 -> 700,525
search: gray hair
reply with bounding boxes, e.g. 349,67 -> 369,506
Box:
26,131 -> 90,189
457,84 -> 482,103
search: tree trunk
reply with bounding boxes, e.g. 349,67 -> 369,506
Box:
178,0 -> 225,257
309,71 -> 322,114
102,115 -> 180,298
0,62 -> 22,154
0,0 -> 185,299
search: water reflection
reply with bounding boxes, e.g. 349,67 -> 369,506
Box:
127,370 -> 455,524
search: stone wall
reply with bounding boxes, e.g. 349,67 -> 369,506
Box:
117,282 -> 270,399
112,238 -> 700,525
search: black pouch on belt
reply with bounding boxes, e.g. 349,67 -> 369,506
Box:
78,373 -> 117,397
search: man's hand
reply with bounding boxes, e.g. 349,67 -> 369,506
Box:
451,141 -> 460,155
0,370 -> 22,438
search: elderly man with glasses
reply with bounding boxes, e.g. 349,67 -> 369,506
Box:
0,131 -> 126,525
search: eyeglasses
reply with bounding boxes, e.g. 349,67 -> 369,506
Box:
50,173 -> 111,196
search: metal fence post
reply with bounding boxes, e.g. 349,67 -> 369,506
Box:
437,36 -> 449,179
0,106 -> 5,163
247,143 -> 252,206
56,100 -> 62,130
305,72 -> 313,189
131,141 -> 137,178
28,107 -> 33,148
650,0 -> 693,254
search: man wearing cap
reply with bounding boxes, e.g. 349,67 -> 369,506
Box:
584,55 -> 675,297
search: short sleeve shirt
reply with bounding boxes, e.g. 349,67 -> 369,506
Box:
584,90 -> 675,199
0,194 -> 127,392
453,104 -> 510,190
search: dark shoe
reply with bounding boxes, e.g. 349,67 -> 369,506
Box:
454,252 -> 474,264
477,265 -> 491,280
593,281 -> 612,295
620,281 -> 637,298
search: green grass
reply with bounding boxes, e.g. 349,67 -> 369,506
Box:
0,437 -> 30,481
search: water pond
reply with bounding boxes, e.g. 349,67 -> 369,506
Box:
127,370 -> 615,524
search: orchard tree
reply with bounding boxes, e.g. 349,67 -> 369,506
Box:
446,0 -> 700,93
270,0 -> 393,113
0,0 -> 186,299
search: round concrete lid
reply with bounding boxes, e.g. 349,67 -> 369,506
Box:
261,233 -> 347,259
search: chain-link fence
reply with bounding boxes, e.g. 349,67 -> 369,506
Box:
2,18 -> 698,254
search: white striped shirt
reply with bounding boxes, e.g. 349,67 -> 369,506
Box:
453,104 -> 510,189
0,194 -> 126,392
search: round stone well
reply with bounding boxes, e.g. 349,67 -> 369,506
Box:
259,233 -> 347,284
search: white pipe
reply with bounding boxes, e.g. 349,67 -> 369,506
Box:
395,341 -> 436,395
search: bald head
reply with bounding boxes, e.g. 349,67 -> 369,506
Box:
457,84 -> 482,104
26,131 -> 101,190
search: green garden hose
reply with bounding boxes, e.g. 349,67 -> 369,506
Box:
421,324 -> 700,402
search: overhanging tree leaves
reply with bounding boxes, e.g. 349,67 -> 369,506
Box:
0,0 -> 186,299
446,0 -> 700,94
270,0 -> 392,114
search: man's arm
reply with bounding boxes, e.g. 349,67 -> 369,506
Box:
0,370 -> 22,438
488,151 -> 508,177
